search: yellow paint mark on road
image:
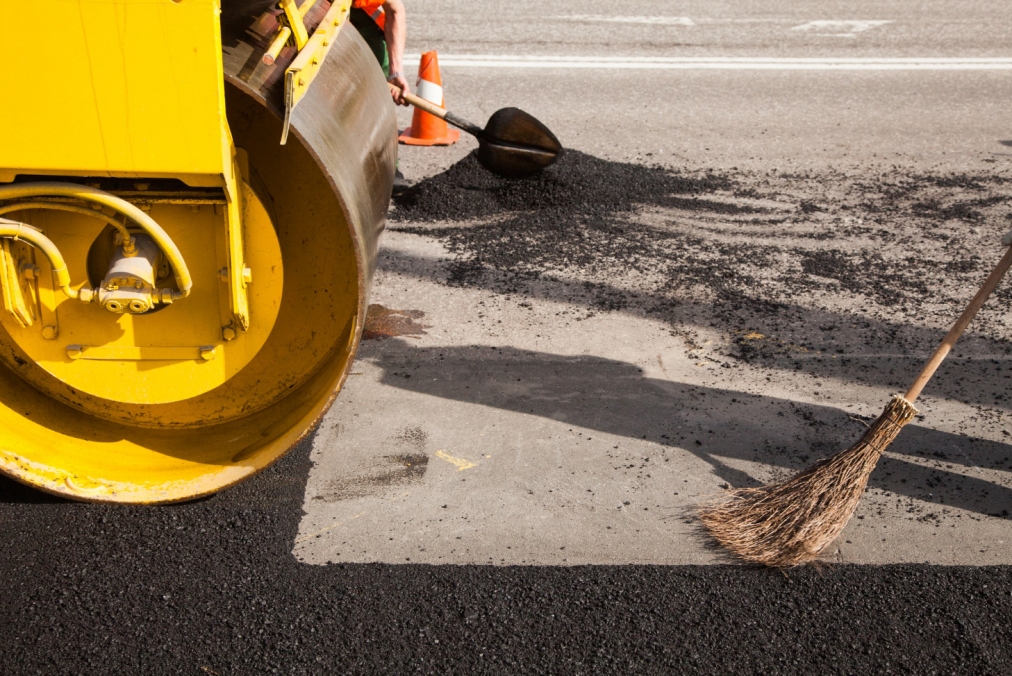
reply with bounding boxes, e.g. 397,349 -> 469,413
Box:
295,511 -> 366,543
435,450 -> 476,471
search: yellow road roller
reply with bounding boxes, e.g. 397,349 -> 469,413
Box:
0,0 -> 396,502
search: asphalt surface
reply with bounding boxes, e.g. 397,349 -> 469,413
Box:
4,446 -> 1012,674
6,0 -> 1012,672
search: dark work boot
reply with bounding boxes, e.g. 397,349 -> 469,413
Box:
392,168 -> 411,196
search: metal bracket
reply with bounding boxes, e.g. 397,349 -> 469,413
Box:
279,0 -> 313,50
30,225 -> 59,339
66,345 -> 217,361
225,154 -> 251,331
280,1 -> 351,144
0,239 -> 37,327
265,0 -> 320,65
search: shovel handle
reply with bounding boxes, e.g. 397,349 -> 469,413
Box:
389,82 -> 448,119
387,83 -> 484,138
904,244 -> 1012,403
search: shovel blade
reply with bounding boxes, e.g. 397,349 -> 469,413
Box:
478,107 -> 562,178
477,141 -> 560,178
484,107 -> 562,152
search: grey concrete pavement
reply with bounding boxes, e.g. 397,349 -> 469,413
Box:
406,0 -> 1012,57
296,2 -> 1012,566
296,232 -> 1012,565
393,69 -> 1012,177
390,0 -> 1012,177
395,0 -> 1012,173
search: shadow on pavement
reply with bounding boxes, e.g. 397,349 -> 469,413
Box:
0,477 -> 69,504
378,247 -> 1012,413
385,150 -> 1012,419
368,341 -> 1012,520
1,370 -> 1011,673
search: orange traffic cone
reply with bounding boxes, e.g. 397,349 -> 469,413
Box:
398,51 -> 460,146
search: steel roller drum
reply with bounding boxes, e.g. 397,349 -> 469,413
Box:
222,0 -> 396,317
0,1 -> 396,502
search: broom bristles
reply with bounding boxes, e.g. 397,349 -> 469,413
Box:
698,395 -> 918,567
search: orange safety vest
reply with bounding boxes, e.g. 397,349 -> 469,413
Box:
352,0 -> 386,29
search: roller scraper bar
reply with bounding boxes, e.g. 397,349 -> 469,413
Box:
279,0 -> 352,144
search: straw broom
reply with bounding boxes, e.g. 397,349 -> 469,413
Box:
699,244 -> 1012,567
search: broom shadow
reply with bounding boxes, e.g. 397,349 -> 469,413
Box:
365,341 -> 1012,521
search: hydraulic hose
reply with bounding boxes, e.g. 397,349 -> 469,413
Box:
0,218 -> 77,299
0,202 -> 135,253
0,182 -> 192,297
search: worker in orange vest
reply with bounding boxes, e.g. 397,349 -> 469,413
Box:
351,0 -> 410,106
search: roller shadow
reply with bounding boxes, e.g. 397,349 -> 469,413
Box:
0,476 -> 68,504
368,341 -> 1012,520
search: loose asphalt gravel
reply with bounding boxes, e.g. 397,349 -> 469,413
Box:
393,151 -> 1012,409
4,152 -> 1012,673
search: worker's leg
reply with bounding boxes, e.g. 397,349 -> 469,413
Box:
350,8 -> 390,76
350,8 -> 410,194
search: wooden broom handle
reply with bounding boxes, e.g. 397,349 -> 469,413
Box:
905,245 -> 1012,403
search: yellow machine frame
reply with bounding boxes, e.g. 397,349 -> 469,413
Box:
0,0 -> 391,503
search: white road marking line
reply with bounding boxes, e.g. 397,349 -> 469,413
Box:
404,55 -> 1012,70
552,15 -> 695,26
792,20 -> 893,34
694,18 -> 806,23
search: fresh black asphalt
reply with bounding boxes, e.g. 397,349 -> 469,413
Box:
2,434 -> 1011,675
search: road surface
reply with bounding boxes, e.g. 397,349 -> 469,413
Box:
3,1 -> 1012,672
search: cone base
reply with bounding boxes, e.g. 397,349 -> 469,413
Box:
398,127 -> 460,146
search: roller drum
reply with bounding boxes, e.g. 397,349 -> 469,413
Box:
0,2 -> 396,502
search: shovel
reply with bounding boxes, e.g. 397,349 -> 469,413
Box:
389,83 -> 562,178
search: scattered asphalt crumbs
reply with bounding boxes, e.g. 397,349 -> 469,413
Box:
392,150 -> 1012,408
392,150 -> 1012,331
3,442 -> 1012,675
